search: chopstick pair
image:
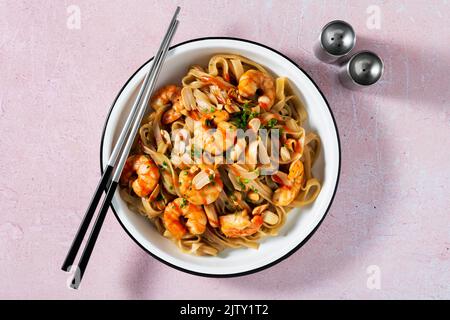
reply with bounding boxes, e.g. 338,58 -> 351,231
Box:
61,7 -> 180,289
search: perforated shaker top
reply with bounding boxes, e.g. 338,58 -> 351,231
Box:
320,20 -> 356,56
348,51 -> 384,85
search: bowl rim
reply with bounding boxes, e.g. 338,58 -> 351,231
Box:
99,36 -> 341,278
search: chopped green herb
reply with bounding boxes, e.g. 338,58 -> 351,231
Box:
183,171 -> 189,175
266,118 -> 278,129
180,198 -> 188,208
210,106 -> 215,113
162,161 -> 168,168
156,193 -> 164,201
242,178 -> 250,184
230,103 -> 259,130
237,178 -> 246,190
209,174 -> 214,181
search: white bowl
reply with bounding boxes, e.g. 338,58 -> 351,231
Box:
100,37 -> 341,277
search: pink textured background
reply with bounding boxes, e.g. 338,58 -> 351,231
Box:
0,0 -> 449,299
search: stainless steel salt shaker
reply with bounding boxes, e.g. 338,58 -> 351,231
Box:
338,51 -> 384,89
313,20 -> 356,63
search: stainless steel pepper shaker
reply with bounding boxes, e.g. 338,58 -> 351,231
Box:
313,20 -> 356,63
338,51 -> 384,89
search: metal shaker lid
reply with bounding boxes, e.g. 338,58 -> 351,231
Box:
320,20 -> 356,56
347,51 -> 384,85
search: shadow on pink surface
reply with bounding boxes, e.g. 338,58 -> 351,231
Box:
350,36 -> 449,109
122,249 -> 157,297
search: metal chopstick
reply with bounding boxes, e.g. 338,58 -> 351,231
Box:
62,8 -> 180,284
69,18 -> 179,290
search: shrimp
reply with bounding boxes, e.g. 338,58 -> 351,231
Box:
150,85 -> 182,110
219,209 -> 263,238
151,85 -> 186,126
163,198 -> 207,239
198,111 -> 234,155
203,121 -> 238,155
201,110 -> 230,126
272,159 -> 304,206
120,155 -> 160,197
238,70 -> 275,111
179,165 -> 223,205
162,108 -> 182,125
